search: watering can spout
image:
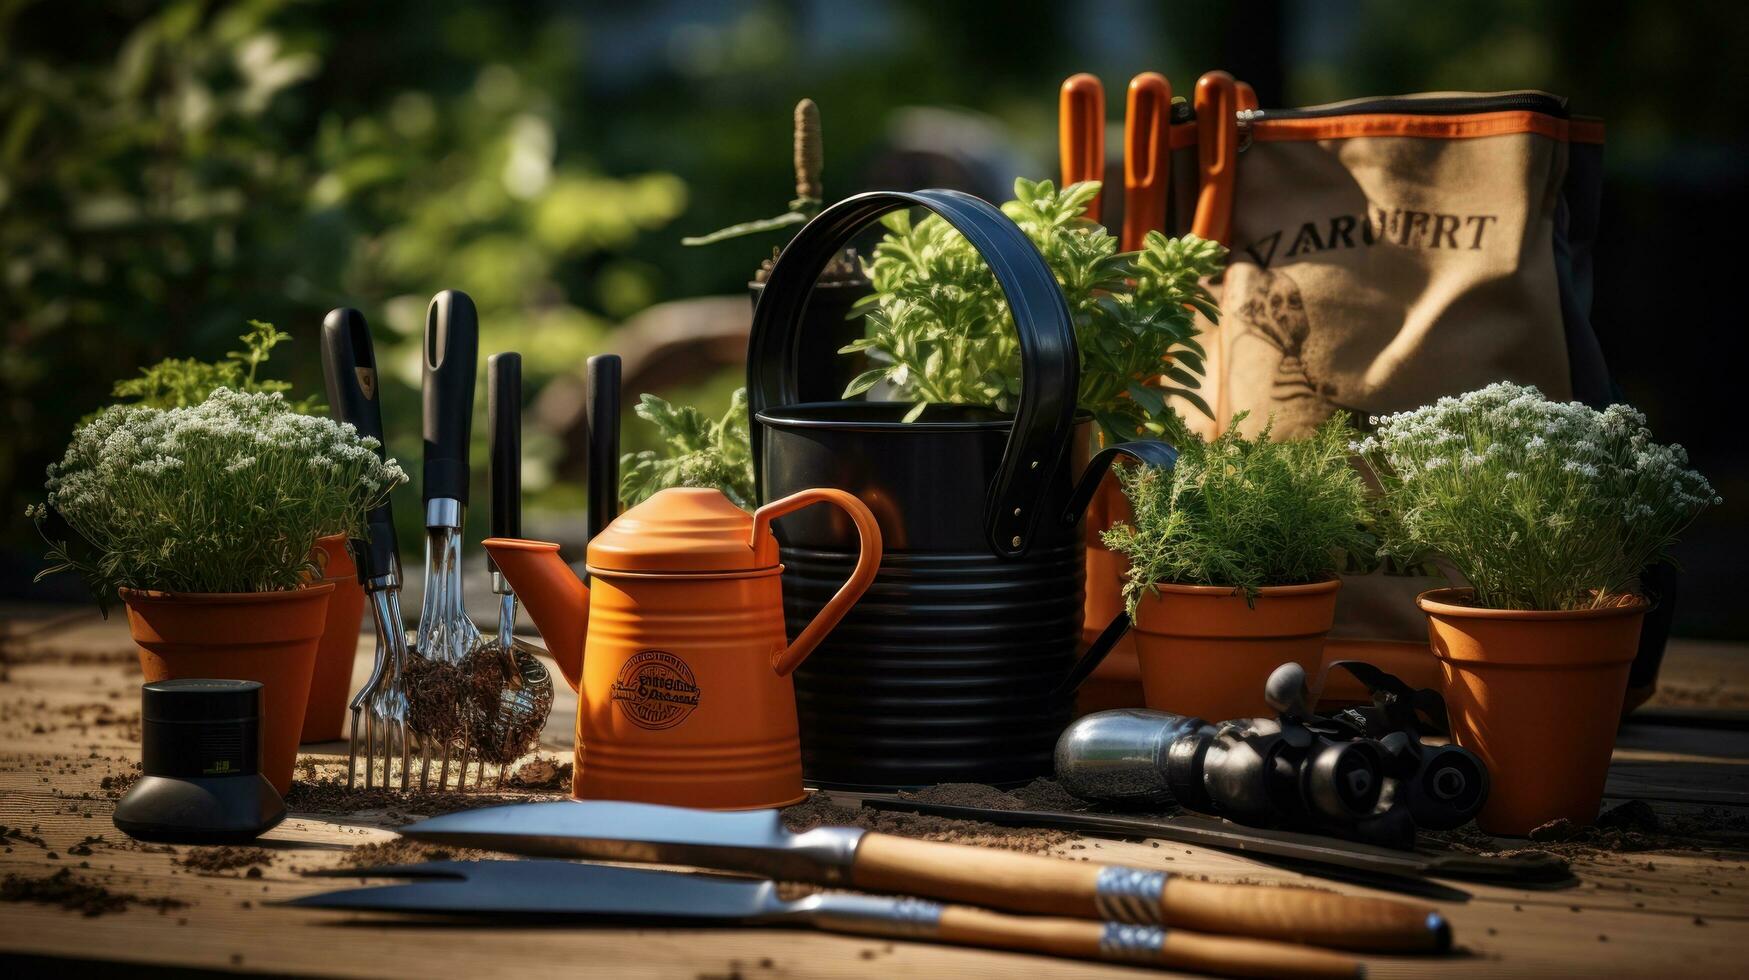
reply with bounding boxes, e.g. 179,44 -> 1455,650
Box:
482,538 -> 587,691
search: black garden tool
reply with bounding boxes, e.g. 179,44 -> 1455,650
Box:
410,289 -> 483,790
469,352 -> 553,786
321,308 -> 413,791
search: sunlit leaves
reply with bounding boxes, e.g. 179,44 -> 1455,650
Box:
619,389 -> 757,510
850,177 -> 1227,443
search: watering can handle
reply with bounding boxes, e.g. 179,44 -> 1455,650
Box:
753,489 -> 883,677
1051,440 -> 1180,698
747,189 -> 1079,560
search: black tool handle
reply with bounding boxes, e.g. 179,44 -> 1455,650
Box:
488,352 -> 521,561
320,307 -> 399,582
422,289 -> 479,504
585,354 -> 621,547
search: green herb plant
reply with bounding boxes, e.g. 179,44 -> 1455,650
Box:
619,389 -> 757,510
1356,382 -> 1720,611
30,389 -> 406,611
1104,412 -> 1374,610
111,320 -> 321,414
845,178 -> 1226,443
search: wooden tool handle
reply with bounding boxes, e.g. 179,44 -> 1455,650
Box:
936,907 -> 1362,979
851,833 -> 1446,953
1161,877 -> 1447,953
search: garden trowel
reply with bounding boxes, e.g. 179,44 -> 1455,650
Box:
398,800 -> 1451,953
290,859 -> 1362,978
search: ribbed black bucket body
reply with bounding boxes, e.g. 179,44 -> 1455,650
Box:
761,404 -> 1091,788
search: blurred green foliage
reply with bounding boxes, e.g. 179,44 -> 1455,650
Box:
1,0 -> 692,558
4,0 -> 1744,634
109,319 -> 318,414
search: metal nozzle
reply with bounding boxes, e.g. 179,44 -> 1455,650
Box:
1054,709 -> 1208,807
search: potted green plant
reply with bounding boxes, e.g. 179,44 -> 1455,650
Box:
619,389 -> 756,510
1102,412 -> 1373,722
1358,382 -> 1720,834
105,320 -> 366,744
683,98 -> 869,403
847,177 -> 1225,711
30,388 -> 405,792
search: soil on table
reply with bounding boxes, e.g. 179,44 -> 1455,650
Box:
336,838 -> 502,869
1425,799 -> 1749,859
285,776 -> 565,827
178,847 -> 275,874
899,779 -> 1091,813
868,780 -> 1745,864
2,868 -> 188,917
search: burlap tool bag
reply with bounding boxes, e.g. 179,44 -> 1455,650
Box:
1171,91 -> 1612,646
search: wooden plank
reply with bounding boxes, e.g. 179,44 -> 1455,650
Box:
3,605 -> 1748,978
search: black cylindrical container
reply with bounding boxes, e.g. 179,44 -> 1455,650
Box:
749,190 -> 1172,790
114,679 -> 285,843
763,404 -> 1093,787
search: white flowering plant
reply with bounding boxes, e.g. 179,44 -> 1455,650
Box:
29,388 -> 407,608
1355,382 -> 1720,611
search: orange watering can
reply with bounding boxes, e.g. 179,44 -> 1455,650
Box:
485,482 -> 881,810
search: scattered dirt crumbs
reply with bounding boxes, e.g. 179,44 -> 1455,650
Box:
337,839 -> 500,869
782,787 -> 1072,854
2,869 -> 188,917
179,847 -> 275,874
901,778 -> 1090,813
1426,799 -> 1749,858
2,824 -> 49,848
504,757 -> 573,791
285,774 -> 564,826
100,763 -> 143,798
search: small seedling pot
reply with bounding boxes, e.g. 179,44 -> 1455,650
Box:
1418,587 -> 1647,836
301,534 -> 367,744
121,583 -> 333,795
1131,578 -> 1341,721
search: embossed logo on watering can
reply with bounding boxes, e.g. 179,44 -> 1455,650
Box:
609,650 -> 701,730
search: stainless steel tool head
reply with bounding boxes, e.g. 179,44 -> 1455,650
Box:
1054,708 -> 1207,806
401,800 -> 865,883
289,860 -> 781,921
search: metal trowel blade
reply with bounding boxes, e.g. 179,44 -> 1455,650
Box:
287,859 -> 779,922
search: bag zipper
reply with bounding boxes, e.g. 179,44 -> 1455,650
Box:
1245,92 -> 1568,121
1231,92 -> 1569,151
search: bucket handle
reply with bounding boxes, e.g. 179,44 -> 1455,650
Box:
753,488 -> 884,678
748,189 -> 1079,560
1052,440 -> 1179,697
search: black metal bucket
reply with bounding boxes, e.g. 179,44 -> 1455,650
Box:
748,189 -> 1173,790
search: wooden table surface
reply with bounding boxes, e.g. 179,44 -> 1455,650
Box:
2,604 -> 1746,979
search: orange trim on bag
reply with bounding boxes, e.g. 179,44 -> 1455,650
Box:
1249,111 -> 1596,143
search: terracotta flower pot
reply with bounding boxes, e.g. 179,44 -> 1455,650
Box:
1077,475 -> 1145,715
1132,578 -> 1341,721
302,535 -> 367,744
1418,587 -> 1647,836
122,583 -> 334,795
